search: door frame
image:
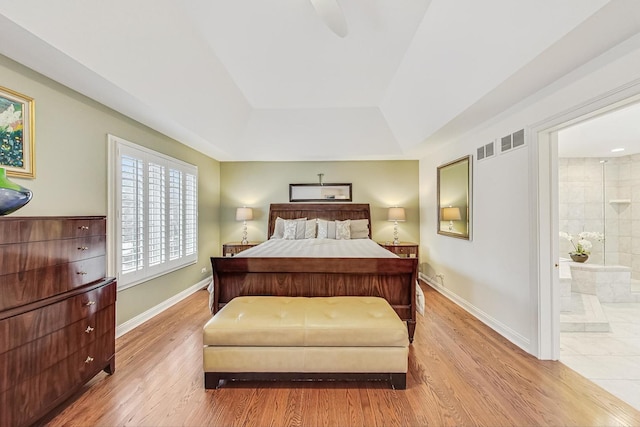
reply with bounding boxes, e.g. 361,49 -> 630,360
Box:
530,78 -> 640,360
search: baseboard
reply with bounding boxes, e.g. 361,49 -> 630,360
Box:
419,273 -> 530,352
116,276 -> 212,338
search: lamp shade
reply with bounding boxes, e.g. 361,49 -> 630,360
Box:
441,207 -> 461,221
387,207 -> 406,222
235,207 -> 253,221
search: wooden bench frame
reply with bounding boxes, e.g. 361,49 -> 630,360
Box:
205,372 -> 406,390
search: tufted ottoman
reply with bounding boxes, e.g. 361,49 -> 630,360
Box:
203,296 -> 409,389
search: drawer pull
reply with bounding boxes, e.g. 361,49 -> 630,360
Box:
85,326 -> 95,334
85,300 -> 96,306
78,225 -> 90,230
77,271 -> 87,275
85,356 -> 94,364
78,246 -> 89,251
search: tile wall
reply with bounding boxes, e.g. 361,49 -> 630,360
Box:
559,155 -> 640,278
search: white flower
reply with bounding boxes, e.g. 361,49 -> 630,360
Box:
559,230 -> 603,255
578,231 -> 604,242
0,104 -> 22,132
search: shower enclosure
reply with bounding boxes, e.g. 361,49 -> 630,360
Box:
558,156 -> 637,277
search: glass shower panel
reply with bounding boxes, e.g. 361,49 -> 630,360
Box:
558,157 -> 606,264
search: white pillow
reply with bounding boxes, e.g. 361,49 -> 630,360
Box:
317,219 -> 328,239
283,219 -> 298,239
327,221 -> 336,239
350,219 -> 369,239
304,219 -> 316,239
317,218 -> 338,239
271,217 -> 307,239
271,217 -> 285,239
335,219 -> 351,240
295,218 -> 307,239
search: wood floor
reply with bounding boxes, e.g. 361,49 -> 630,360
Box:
41,283 -> 640,427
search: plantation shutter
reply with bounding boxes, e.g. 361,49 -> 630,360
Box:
120,154 -> 144,276
110,135 -> 198,290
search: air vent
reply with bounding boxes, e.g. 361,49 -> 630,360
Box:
512,129 -> 525,148
485,141 -> 494,157
501,134 -> 512,152
477,141 -> 495,161
500,129 -> 525,153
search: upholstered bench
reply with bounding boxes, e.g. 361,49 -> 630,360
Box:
203,296 -> 409,389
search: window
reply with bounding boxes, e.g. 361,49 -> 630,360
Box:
109,135 -> 198,290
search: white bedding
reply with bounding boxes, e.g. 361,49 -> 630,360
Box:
236,238 -> 398,258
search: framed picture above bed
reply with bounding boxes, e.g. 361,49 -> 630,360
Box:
289,183 -> 352,202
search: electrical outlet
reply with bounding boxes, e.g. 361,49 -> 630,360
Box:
201,267 -> 207,274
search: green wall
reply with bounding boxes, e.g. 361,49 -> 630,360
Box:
220,161 -> 420,244
0,54 -> 221,325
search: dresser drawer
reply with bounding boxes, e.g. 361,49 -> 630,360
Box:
0,256 -> 106,312
0,280 -> 116,354
0,217 -> 106,245
0,331 -> 114,427
0,235 -> 105,275
0,305 -> 114,393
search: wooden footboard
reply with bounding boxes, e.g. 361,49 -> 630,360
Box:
210,256 -> 418,341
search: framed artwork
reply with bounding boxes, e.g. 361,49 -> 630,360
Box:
0,86 -> 35,178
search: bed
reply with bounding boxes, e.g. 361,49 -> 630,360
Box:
209,203 -> 419,341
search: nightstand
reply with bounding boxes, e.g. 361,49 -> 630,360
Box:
378,242 -> 419,258
222,242 -> 261,257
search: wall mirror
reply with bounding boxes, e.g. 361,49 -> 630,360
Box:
437,155 -> 472,239
289,183 -> 352,202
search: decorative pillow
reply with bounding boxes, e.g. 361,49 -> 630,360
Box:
283,219 -> 298,240
327,221 -> 336,239
295,218 -> 307,239
317,219 -> 328,239
271,217 -> 307,239
304,219 -> 316,239
271,217 -> 285,239
350,219 -> 369,239
335,219 -> 351,240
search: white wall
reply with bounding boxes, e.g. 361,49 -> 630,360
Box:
419,34 -> 640,357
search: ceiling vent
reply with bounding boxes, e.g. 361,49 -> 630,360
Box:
500,129 -> 525,153
477,141 -> 495,161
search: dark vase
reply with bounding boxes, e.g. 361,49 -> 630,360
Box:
570,253 -> 589,263
0,167 -> 33,215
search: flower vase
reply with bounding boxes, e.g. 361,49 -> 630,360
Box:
570,253 -> 588,263
0,167 -> 33,215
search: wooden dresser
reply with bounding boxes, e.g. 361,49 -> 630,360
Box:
0,216 -> 116,427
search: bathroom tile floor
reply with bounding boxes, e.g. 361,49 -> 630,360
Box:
560,293 -> 609,332
561,301 -> 640,411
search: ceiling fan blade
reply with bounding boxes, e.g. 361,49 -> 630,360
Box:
309,0 -> 348,37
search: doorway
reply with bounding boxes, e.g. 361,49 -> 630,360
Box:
555,101 -> 640,410
531,82 -> 640,407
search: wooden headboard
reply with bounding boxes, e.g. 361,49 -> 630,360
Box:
267,203 -> 371,238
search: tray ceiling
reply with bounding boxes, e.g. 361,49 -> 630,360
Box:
1,0 -> 638,161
